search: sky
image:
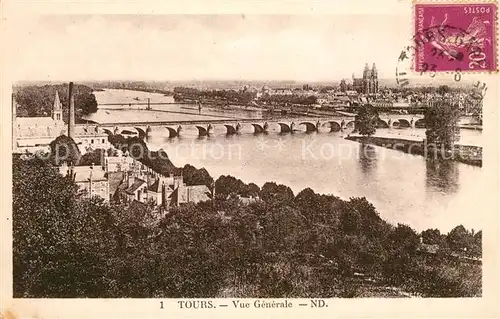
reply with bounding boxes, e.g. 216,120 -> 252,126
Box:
8,14 -> 412,82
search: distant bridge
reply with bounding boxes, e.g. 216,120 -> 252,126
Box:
81,114 -> 424,138
98,102 -> 189,106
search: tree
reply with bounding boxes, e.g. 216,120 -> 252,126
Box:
246,183 -> 260,197
421,228 -> 441,245
260,182 -> 294,205
78,148 -> 105,166
425,100 -> 460,150
49,135 -> 81,166
13,84 -> 98,119
447,225 -> 473,253
388,224 -> 420,252
182,164 -> 214,189
437,85 -> 451,96
215,175 -> 246,198
12,155 -> 115,297
355,104 -> 378,136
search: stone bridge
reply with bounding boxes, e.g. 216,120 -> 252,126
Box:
84,114 -> 424,138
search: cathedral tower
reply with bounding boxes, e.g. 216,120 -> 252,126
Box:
371,63 -> 378,94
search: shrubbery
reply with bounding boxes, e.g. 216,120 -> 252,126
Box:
13,154 -> 482,298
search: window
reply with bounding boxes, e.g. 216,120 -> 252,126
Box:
91,139 -> 94,144
102,139 -> 105,143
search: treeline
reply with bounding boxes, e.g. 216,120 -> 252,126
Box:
13,154 -> 481,298
90,81 -> 173,95
260,94 -> 318,106
13,84 -> 98,119
173,87 -> 256,104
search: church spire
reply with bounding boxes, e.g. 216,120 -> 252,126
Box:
371,63 -> 378,77
363,63 -> 370,78
54,91 -> 62,110
53,91 -> 63,122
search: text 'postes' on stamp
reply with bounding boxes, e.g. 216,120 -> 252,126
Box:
414,2 -> 497,72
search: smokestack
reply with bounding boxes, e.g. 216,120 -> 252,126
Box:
68,82 -> 75,139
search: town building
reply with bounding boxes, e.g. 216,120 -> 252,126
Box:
103,151 -> 135,172
260,86 -> 294,96
111,162 -> 212,210
13,87 -> 110,154
59,163 -> 110,201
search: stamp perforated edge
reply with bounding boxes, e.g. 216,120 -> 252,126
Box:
410,0 -> 499,75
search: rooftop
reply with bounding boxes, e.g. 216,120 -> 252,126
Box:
72,166 -> 108,183
125,178 -> 146,194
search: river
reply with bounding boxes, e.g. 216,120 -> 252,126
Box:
88,89 -> 485,232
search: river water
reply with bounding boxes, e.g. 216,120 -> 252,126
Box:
88,89 -> 485,232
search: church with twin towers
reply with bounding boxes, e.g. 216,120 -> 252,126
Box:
342,63 -> 379,95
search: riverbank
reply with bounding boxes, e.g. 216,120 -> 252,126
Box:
98,86 -> 174,96
345,135 -> 482,167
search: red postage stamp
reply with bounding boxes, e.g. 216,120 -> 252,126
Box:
414,2 -> 498,72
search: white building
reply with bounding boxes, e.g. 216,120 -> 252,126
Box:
13,91 -> 110,154
59,164 -> 110,201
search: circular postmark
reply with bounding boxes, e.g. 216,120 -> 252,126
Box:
396,24 -> 475,85
396,24 -> 488,103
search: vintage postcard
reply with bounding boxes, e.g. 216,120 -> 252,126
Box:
1,0 -> 499,318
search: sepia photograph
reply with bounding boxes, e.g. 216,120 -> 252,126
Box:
2,1 -> 498,314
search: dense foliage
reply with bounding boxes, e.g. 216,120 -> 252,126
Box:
49,135 -> 82,166
13,155 -> 481,298
174,87 -> 256,104
13,84 -> 98,119
355,104 -> 378,136
260,94 -> 318,106
425,100 -> 461,150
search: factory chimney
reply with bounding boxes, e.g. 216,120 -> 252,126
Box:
12,93 -> 17,152
68,82 -> 75,139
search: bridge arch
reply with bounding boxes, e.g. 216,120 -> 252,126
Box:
251,123 -> 264,133
224,124 -> 238,135
375,118 -> 390,128
345,121 -> 355,129
196,125 -> 209,136
396,119 -> 411,128
166,126 -> 182,138
415,118 -> 426,128
328,121 -> 342,132
300,122 -> 317,133
135,127 -> 147,140
252,123 -> 269,134
278,122 -> 293,133
195,124 -> 213,137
